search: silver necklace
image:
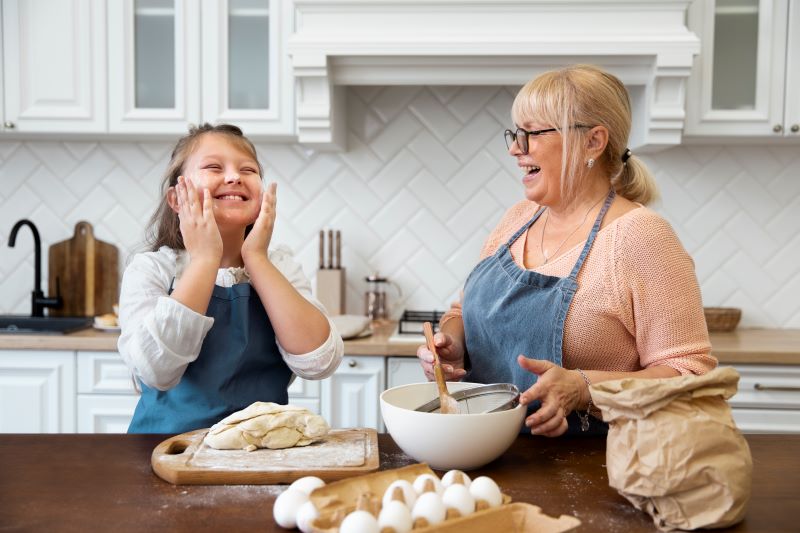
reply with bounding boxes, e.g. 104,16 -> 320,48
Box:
540,192 -> 607,264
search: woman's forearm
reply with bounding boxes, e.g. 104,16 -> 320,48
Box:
575,365 -> 681,410
245,255 -> 330,354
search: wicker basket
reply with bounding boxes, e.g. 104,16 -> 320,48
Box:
704,307 -> 741,332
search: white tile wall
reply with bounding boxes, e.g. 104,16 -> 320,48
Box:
1,86 -> 799,328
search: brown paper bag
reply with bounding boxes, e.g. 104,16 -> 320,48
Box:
590,367 -> 752,531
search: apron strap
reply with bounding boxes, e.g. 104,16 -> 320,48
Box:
505,206 -> 547,248
567,189 -> 616,281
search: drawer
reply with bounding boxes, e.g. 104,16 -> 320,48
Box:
287,376 -> 320,398
728,365 -> 800,410
732,407 -> 800,434
77,394 -> 139,433
77,352 -> 137,394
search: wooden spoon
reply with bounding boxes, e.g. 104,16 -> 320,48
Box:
423,322 -> 459,414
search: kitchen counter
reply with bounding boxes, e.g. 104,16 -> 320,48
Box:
1,322 -> 799,365
0,433 -> 796,532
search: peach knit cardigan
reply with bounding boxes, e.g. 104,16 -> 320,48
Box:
442,201 -> 717,376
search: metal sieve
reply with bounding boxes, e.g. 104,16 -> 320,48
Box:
414,383 -> 520,414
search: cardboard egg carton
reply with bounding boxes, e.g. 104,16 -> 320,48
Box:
309,463 -> 580,533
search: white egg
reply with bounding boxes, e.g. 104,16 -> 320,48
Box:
289,476 -> 326,495
339,510 -> 380,533
411,492 -> 446,525
412,473 -> 443,496
382,479 -> 417,508
442,483 -> 476,517
273,488 -> 309,529
441,469 -> 472,488
378,500 -> 413,533
469,476 -> 502,508
295,500 -> 319,533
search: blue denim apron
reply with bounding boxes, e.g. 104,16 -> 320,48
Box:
462,190 -> 615,434
128,282 -> 291,434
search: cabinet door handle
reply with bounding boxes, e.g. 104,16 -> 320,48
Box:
348,359 -> 357,368
773,124 -> 783,133
754,383 -> 800,392
3,121 -> 14,129
791,124 -> 799,133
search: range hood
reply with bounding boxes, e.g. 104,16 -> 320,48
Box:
287,0 -> 699,151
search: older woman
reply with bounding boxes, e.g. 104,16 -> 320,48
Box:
417,64 -> 717,437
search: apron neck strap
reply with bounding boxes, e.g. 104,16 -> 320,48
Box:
567,188 -> 616,280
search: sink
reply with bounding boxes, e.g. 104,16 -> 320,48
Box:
0,316 -> 93,335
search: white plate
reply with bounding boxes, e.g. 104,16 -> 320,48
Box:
93,319 -> 120,332
343,327 -> 372,340
93,323 -> 120,332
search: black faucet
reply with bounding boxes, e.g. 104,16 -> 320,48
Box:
8,219 -> 62,317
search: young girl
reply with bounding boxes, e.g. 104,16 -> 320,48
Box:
118,123 -> 343,433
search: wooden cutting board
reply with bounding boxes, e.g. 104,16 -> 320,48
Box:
151,428 -> 379,485
48,221 -> 119,317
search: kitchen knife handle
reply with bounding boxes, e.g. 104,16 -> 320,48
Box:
335,230 -> 341,269
327,229 -> 333,270
319,230 -> 325,269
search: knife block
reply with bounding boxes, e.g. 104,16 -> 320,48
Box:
316,268 -> 345,315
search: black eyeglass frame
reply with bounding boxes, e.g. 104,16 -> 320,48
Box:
504,124 -> 592,154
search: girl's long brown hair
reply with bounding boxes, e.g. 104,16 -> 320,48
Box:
146,123 -> 263,252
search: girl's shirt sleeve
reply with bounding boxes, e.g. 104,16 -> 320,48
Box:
269,245 -> 344,380
117,250 -> 214,391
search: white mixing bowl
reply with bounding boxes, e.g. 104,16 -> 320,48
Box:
380,382 -> 526,470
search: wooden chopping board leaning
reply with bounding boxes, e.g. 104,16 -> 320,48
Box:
48,221 -> 119,317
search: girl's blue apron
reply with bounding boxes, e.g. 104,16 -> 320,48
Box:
462,190 -> 615,435
128,282 -> 291,434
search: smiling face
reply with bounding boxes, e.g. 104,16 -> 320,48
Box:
180,133 -> 263,230
509,123 -> 567,207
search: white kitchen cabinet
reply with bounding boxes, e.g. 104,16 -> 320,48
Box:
200,0 -> 294,136
107,0 -> 200,133
0,350 -> 76,433
685,0 -> 800,138
728,364 -> 800,433
287,375 -> 321,414
386,356 -> 426,390
321,355 -> 384,431
0,0 -> 106,133
76,351 -> 138,433
107,0 -> 293,136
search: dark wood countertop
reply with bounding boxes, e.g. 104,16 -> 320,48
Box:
1,322 -> 799,365
0,433 -> 796,532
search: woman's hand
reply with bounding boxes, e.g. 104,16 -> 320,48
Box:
517,356 -> 588,437
416,332 -> 467,381
176,176 -> 222,265
242,182 -> 277,266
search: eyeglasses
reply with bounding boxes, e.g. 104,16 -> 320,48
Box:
503,125 -> 592,154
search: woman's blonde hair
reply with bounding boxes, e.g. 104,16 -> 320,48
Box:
146,123 -> 263,252
511,64 -> 657,206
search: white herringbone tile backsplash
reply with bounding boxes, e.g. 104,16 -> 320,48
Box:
1,86 -> 799,328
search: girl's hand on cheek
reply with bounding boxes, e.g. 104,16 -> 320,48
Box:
176,175 -> 222,265
242,182 -> 277,265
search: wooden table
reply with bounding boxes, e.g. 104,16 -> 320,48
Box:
0,434 -> 796,532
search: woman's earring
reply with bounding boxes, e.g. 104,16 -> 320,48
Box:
587,158 -> 595,169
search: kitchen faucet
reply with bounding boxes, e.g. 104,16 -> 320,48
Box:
8,219 -> 62,317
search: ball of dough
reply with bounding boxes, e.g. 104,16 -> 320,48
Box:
289,476 -> 325,495
339,510 -> 379,533
378,500 -> 412,533
273,488 -> 308,529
